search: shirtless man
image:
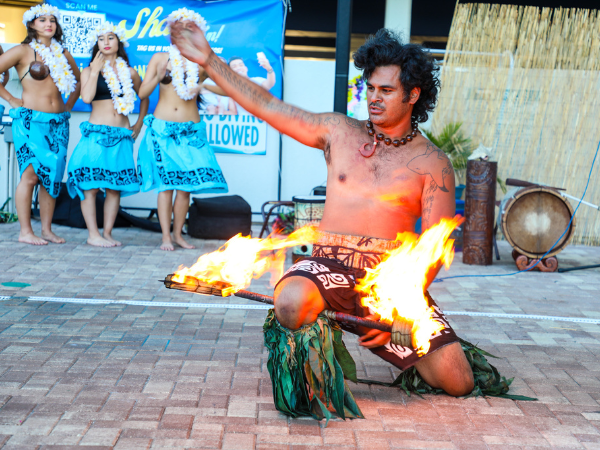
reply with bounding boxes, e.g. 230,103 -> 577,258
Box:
171,25 -> 474,396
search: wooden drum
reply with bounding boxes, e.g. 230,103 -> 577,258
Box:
499,186 -> 575,259
292,195 -> 325,262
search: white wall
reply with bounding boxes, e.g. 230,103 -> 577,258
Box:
279,59 -> 333,201
385,0 -> 412,40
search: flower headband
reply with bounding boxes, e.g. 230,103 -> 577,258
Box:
22,4 -> 61,26
88,21 -> 129,49
166,8 -> 207,33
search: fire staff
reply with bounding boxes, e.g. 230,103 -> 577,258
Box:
170,24 -> 474,399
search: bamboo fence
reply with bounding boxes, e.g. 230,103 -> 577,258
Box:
432,4 -> 600,245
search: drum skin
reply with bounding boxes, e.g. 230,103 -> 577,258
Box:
500,186 -> 575,259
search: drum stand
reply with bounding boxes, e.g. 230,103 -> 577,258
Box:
511,250 -> 558,272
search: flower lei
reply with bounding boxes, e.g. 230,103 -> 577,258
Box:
101,57 -> 136,116
29,39 -> 77,95
168,45 -> 200,101
88,21 -> 129,50
22,4 -> 60,26
166,8 -> 208,33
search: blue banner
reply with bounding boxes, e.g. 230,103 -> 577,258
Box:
49,0 -> 285,119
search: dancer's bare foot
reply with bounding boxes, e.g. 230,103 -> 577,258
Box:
41,230 -> 66,244
103,233 -> 122,247
87,236 -> 115,247
161,239 -> 175,251
18,232 -> 48,245
174,236 -> 195,249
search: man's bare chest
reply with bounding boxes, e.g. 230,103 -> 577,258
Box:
328,149 -> 424,206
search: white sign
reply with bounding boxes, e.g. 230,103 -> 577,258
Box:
204,114 -> 268,155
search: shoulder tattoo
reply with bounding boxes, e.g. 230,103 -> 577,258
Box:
344,116 -> 363,129
407,142 -> 452,193
323,114 -> 341,126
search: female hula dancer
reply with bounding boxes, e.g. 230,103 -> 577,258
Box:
66,22 -> 148,247
138,8 -> 228,251
0,4 -> 80,245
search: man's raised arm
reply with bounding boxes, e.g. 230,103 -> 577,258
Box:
170,21 -> 338,150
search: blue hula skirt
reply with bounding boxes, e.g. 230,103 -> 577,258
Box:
66,122 -> 140,200
137,115 -> 228,194
9,107 -> 70,199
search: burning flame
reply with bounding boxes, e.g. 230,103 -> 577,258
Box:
172,226 -> 319,296
355,216 -> 463,356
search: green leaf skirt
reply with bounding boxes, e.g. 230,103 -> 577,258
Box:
263,310 -> 535,422
263,309 -> 364,423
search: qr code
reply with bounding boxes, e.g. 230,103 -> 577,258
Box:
59,11 -> 105,59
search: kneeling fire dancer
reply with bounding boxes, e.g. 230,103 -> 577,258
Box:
170,24 -> 493,417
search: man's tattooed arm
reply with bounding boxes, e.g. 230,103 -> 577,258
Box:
407,142 -> 456,230
205,53 -> 348,150
421,180 -> 437,225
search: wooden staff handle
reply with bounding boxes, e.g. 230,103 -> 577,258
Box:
321,310 -> 392,332
163,277 -> 414,348
506,178 -> 565,191
235,290 -> 274,305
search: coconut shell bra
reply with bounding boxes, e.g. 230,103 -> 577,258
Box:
20,51 -> 50,82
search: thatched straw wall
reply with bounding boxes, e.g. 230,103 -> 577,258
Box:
433,4 -> 600,245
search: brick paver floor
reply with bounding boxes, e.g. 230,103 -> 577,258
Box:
0,221 -> 600,449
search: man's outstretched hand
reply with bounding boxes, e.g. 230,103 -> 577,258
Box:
170,21 -> 212,66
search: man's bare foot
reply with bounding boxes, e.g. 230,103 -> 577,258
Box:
161,239 -> 175,251
174,236 -> 195,249
18,233 -> 48,245
87,236 -> 115,248
103,234 -> 122,247
41,230 -> 66,244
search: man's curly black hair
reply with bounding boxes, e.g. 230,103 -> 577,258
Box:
353,29 -> 440,123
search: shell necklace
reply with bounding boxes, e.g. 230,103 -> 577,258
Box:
360,117 -> 419,158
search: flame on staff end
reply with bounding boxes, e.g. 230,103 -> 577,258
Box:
172,226 -> 319,296
355,216 -> 463,356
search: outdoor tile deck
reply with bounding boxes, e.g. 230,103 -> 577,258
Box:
0,221 -> 599,449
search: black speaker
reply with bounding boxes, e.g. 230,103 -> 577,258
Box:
188,195 -> 251,240
50,183 -> 102,228
48,183 -> 153,230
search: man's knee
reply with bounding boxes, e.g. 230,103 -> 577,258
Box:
274,276 -> 325,330
415,341 -> 474,397
442,367 -> 474,397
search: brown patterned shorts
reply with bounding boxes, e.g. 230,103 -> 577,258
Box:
276,230 -> 459,370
